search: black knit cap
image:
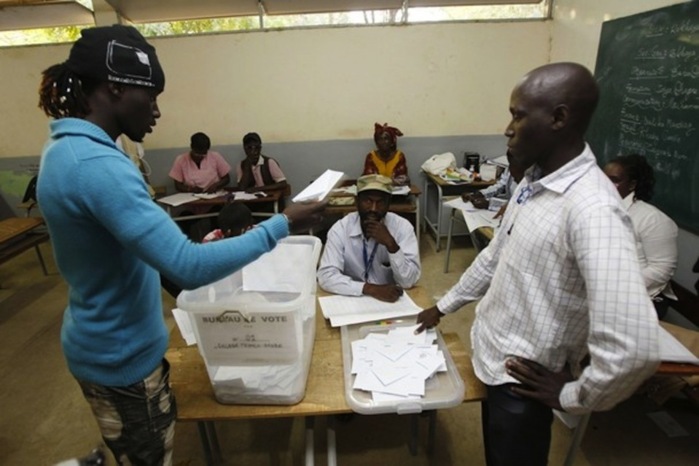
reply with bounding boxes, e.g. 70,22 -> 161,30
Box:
65,24 -> 165,93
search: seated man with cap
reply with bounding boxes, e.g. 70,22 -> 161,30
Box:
317,174 -> 421,302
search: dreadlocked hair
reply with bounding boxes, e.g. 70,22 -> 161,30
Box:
614,154 -> 655,202
38,63 -> 95,119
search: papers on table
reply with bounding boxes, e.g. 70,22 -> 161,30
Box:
293,169 -> 344,202
332,185 -> 357,196
193,190 -> 227,200
231,191 -> 267,201
157,192 -> 198,207
444,197 -> 500,232
479,164 -> 498,181
659,326 -> 699,365
350,324 -> 447,398
391,185 -> 411,196
158,191 -> 269,206
488,154 -> 510,168
444,196 -> 477,212
318,293 -> 422,327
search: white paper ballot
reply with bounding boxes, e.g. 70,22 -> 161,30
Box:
242,243 -> 312,293
193,190 -> 227,200
157,193 -> 197,207
444,197 -> 499,232
489,155 -> 510,167
444,197 -> 478,212
659,326 -> 699,364
231,191 -> 262,201
479,164 -> 498,181
349,326 -> 447,398
391,185 -> 411,196
293,169 -> 344,202
318,293 -> 422,327
171,308 -> 197,346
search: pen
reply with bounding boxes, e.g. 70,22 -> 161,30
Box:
377,319 -> 406,325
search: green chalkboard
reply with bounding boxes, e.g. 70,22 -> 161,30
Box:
586,2 -> 699,233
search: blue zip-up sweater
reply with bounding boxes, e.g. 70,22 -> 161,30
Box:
38,119 -> 289,386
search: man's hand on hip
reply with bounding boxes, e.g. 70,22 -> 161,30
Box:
505,357 -> 575,410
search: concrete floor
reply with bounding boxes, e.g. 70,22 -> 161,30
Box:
1,233 -> 698,465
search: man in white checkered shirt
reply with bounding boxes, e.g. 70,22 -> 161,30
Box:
417,62 -> 659,466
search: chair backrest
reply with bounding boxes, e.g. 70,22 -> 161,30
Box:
22,175 -> 38,203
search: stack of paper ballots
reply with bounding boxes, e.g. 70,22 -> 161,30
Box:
351,324 -> 447,402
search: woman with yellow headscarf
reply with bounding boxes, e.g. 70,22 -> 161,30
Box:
362,122 -> 410,186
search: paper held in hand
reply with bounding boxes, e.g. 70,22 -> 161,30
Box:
293,169 -> 344,202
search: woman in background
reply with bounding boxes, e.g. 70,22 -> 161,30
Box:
604,154 -> 678,318
362,122 -> 410,186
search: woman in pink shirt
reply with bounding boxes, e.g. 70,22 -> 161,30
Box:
169,132 -> 231,193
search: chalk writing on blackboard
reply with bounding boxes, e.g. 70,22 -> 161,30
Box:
587,3 -> 699,232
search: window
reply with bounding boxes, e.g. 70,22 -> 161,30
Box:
0,1 -> 550,46
134,2 -> 550,37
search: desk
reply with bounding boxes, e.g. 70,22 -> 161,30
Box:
158,189 -> 283,223
563,331 -> 699,466
324,184 -> 422,245
167,287 -> 486,465
0,217 -> 49,275
443,207 -> 496,273
422,172 -> 493,251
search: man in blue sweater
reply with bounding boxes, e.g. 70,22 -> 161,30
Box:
37,25 -> 324,465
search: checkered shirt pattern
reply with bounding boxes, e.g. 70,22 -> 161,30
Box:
438,144 -> 660,415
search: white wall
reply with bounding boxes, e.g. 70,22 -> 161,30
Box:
550,0 -> 699,292
1,0 -> 696,290
0,21 -> 549,157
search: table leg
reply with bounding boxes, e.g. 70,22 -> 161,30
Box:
422,175 -> 443,253
444,208 -> 455,273
327,415 -> 337,466
34,243 -> 48,275
206,421 -> 222,463
196,421 -> 216,466
422,176 -> 434,250
415,196 -> 421,247
409,414 -> 419,455
305,416 -> 314,466
427,411 -> 437,455
435,185 -> 443,252
563,412 -> 591,466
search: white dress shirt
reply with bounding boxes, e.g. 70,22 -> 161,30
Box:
437,145 -> 659,415
622,194 -> 678,299
317,212 -> 421,296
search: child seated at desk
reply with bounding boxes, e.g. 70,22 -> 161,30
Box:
161,204 -> 254,298
202,203 -> 254,242
236,132 -> 288,193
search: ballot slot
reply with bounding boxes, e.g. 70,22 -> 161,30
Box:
178,236 -> 321,405
341,322 -> 465,415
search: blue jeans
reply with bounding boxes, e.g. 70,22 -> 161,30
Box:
77,359 -> 177,466
482,384 -> 553,466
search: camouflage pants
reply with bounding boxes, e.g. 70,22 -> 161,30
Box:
77,359 -> 177,466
